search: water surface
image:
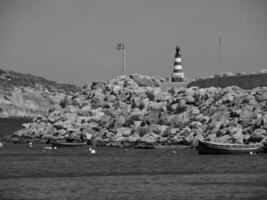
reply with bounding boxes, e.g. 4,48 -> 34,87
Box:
0,119 -> 267,200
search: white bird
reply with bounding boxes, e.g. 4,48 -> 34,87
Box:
28,142 -> 32,148
91,149 -> 96,154
0,142 -> 3,148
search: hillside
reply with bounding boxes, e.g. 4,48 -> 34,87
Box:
0,68 -> 80,118
188,73 -> 267,89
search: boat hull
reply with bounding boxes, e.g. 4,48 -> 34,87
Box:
264,143 -> 267,153
51,142 -> 87,147
197,140 -> 264,154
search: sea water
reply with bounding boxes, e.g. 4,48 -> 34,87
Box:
0,119 -> 267,200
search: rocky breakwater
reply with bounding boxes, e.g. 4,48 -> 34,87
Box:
0,68 -> 79,118
6,74 -> 267,147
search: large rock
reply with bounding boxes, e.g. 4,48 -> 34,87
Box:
230,127 -> 244,144
263,114 -> 267,129
140,132 -> 160,144
117,127 -> 132,137
129,74 -> 160,87
250,128 -> 267,142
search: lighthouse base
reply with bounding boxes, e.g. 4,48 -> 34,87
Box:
171,77 -> 184,82
160,81 -> 189,91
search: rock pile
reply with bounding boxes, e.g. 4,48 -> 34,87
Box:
6,74 -> 267,147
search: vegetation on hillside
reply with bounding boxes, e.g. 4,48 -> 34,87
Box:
188,73 -> 267,89
0,68 -> 79,94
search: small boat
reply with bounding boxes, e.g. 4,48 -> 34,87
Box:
134,142 -> 155,149
51,141 -> 87,148
196,139 -> 264,154
264,143 -> 267,153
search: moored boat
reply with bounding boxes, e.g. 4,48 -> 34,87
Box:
264,143 -> 267,153
197,139 -> 264,154
134,142 -> 155,149
51,141 -> 87,148
51,133 -> 92,148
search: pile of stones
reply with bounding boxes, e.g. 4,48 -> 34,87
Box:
6,74 -> 267,147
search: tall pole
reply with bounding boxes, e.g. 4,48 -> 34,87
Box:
218,36 -> 222,75
123,46 -> 126,75
117,43 -> 126,75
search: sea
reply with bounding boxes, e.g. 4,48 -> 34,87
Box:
0,118 -> 267,200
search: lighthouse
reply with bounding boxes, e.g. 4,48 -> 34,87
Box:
171,45 -> 184,82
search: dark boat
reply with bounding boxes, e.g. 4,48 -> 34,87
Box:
264,143 -> 267,153
197,139 -> 264,154
134,142 -> 155,149
51,141 -> 87,148
51,133 -> 92,148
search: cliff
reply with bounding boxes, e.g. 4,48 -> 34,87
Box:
0,68 -> 80,118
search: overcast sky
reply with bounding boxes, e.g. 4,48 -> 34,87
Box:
0,0 -> 266,85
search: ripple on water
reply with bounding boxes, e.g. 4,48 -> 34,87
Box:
0,145 -> 267,200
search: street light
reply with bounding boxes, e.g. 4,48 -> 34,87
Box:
117,43 -> 126,75
218,36 -> 222,75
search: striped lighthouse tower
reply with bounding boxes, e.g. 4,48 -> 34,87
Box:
171,45 -> 184,82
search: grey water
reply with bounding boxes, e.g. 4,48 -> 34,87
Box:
0,119 -> 267,200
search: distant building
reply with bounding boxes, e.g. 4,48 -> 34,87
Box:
171,45 -> 184,82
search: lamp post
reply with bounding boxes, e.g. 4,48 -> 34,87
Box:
218,36 -> 222,75
117,43 -> 126,75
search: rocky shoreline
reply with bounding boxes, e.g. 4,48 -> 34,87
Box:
5,74 -> 267,148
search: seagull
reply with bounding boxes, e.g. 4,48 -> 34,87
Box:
91,149 -> 96,154
88,147 -> 96,154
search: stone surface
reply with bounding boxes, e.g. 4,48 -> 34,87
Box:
5,74 -> 267,146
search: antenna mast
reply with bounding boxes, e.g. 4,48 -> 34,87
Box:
218,36 -> 222,75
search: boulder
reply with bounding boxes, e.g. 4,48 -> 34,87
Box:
242,95 -> 257,105
140,132 -> 160,144
13,128 -> 31,137
183,132 -> 196,145
148,102 -> 166,111
185,96 -> 195,104
250,128 -> 267,142
117,127 -> 132,137
130,74 -> 158,87
214,135 -> 231,143
143,111 -> 161,125
81,105 -> 91,112
263,114 -> 267,129
22,123 -> 31,129
190,121 -> 202,129
230,128 -> 244,144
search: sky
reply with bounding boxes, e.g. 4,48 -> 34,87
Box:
0,0 -> 266,85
